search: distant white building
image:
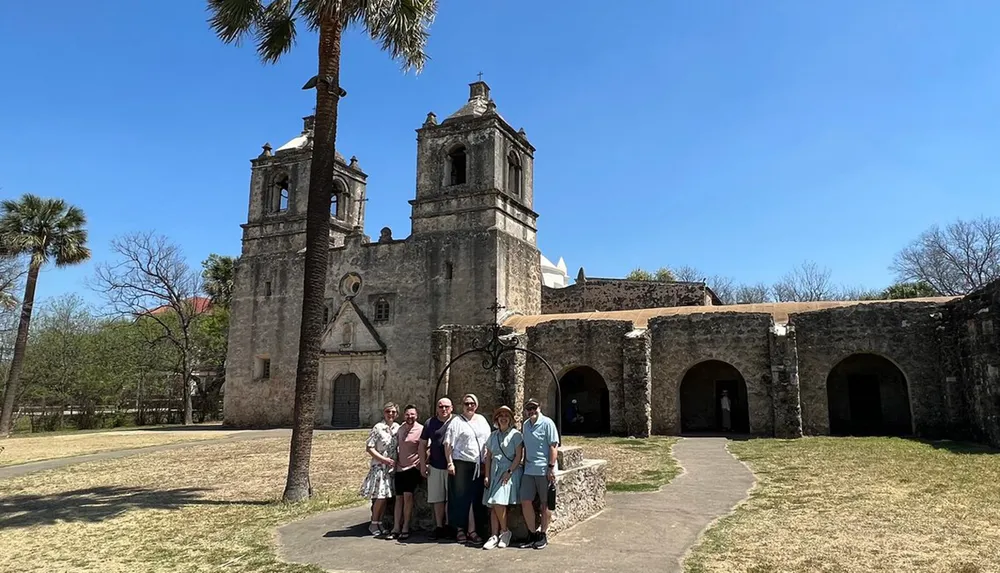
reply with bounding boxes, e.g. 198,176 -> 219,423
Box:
540,253 -> 570,288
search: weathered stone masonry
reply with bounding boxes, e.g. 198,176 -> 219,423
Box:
542,277 -> 719,314
225,80 -> 1000,451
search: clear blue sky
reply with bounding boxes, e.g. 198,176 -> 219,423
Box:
3,1 -> 999,305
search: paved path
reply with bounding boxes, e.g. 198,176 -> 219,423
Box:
277,437 -> 755,573
0,429 -> 344,480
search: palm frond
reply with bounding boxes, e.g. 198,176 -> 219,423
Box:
0,193 -> 90,268
207,0 -> 264,45
255,0 -> 298,63
360,0 -> 436,72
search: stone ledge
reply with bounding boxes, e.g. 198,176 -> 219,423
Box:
557,445 -> 584,470
381,458 -> 608,541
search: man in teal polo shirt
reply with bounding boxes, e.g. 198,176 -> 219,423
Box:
519,397 -> 559,549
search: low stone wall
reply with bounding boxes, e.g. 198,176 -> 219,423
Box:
380,445 -> 607,541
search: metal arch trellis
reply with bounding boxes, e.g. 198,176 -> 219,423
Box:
431,302 -> 562,434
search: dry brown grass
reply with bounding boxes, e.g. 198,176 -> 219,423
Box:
0,431 -> 371,572
0,431 -> 678,572
563,435 -> 679,491
0,428 -> 247,467
685,437 -> 1000,573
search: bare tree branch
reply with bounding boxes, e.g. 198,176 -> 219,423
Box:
773,261 -> 834,302
90,232 -> 209,425
891,216 -> 1000,295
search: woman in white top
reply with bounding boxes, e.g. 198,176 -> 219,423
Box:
443,393 -> 492,544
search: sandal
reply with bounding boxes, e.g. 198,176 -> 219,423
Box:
468,532 -> 483,544
399,531 -> 410,541
456,530 -> 468,543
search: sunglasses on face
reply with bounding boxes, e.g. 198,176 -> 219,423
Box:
437,405 -> 451,409
525,406 -> 537,411
385,410 -> 397,415
463,402 -> 476,407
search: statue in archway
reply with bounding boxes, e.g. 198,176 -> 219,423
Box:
720,390 -> 732,432
566,399 -> 584,427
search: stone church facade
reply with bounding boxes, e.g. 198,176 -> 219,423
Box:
224,82 -> 1000,449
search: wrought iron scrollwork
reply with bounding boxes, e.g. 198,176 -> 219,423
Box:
431,301 -> 562,433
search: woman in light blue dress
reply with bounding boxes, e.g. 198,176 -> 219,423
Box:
481,405 -> 524,550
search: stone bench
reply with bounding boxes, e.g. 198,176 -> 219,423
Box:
380,445 -> 607,541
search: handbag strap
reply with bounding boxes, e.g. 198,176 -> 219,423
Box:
492,429 -> 515,463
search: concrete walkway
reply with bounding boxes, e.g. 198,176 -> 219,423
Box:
0,429 -> 344,480
277,437 -> 755,573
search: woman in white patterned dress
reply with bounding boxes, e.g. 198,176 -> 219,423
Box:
360,402 -> 399,536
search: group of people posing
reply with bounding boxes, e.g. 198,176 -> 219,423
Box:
360,393 -> 560,550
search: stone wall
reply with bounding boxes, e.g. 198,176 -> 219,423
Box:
622,330 -> 652,437
789,301 -> 950,437
382,444 -> 607,541
523,320 -> 633,434
769,325 -> 803,438
648,313 -> 774,436
541,278 -> 715,314
945,280 -> 1000,447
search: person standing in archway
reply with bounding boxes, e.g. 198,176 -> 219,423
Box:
720,390 -> 732,432
520,397 -> 559,550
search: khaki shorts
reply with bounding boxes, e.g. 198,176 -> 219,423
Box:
427,466 -> 449,504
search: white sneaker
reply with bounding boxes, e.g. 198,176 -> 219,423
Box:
482,535 -> 499,550
498,530 -> 511,548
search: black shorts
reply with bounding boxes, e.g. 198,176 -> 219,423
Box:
395,467 -> 421,494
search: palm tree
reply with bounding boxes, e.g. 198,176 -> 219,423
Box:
207,0 -> 436,501
0,194 -> 90,436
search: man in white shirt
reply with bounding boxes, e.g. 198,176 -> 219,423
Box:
443,393 -> 492,544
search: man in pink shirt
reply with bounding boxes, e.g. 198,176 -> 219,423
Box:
389,404 -> 423,540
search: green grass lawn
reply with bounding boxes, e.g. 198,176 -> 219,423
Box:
685,437 -> 1000,573
563,435 -> 679,491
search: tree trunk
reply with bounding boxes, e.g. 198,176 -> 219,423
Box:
183,372 -> 193,426
0,260 -> 41,437
283,12 -> 342,502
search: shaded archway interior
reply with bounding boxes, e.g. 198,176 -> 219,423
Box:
555,366 -> 610,435
826,353 -> 912,436
680,360 -> 750,433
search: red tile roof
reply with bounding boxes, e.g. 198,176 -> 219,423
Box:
147,296 -> 212,316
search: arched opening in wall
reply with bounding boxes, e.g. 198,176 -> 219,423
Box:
446,145 -> 467,186
507,151 -> 522,197
680,360 -> 750,434
332,373 -> 361,428
556,366 -> 610,435
826,353 -> 912,436
331,178 -> 347,220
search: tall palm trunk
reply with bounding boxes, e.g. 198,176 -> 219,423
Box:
283,11 -> 343,502
0,259 -> 41,436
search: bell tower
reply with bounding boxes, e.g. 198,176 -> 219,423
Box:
410,81 -> 537,244
244,114 -> 368,254
409,81 -> 542,321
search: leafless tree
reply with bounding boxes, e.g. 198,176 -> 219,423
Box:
92,232 -> 207,425
672,265 -> 701,282
772,261 -> 835,302
0,255 -> 25,311
891,216 -> 1000,296
732,282 -> 773,304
